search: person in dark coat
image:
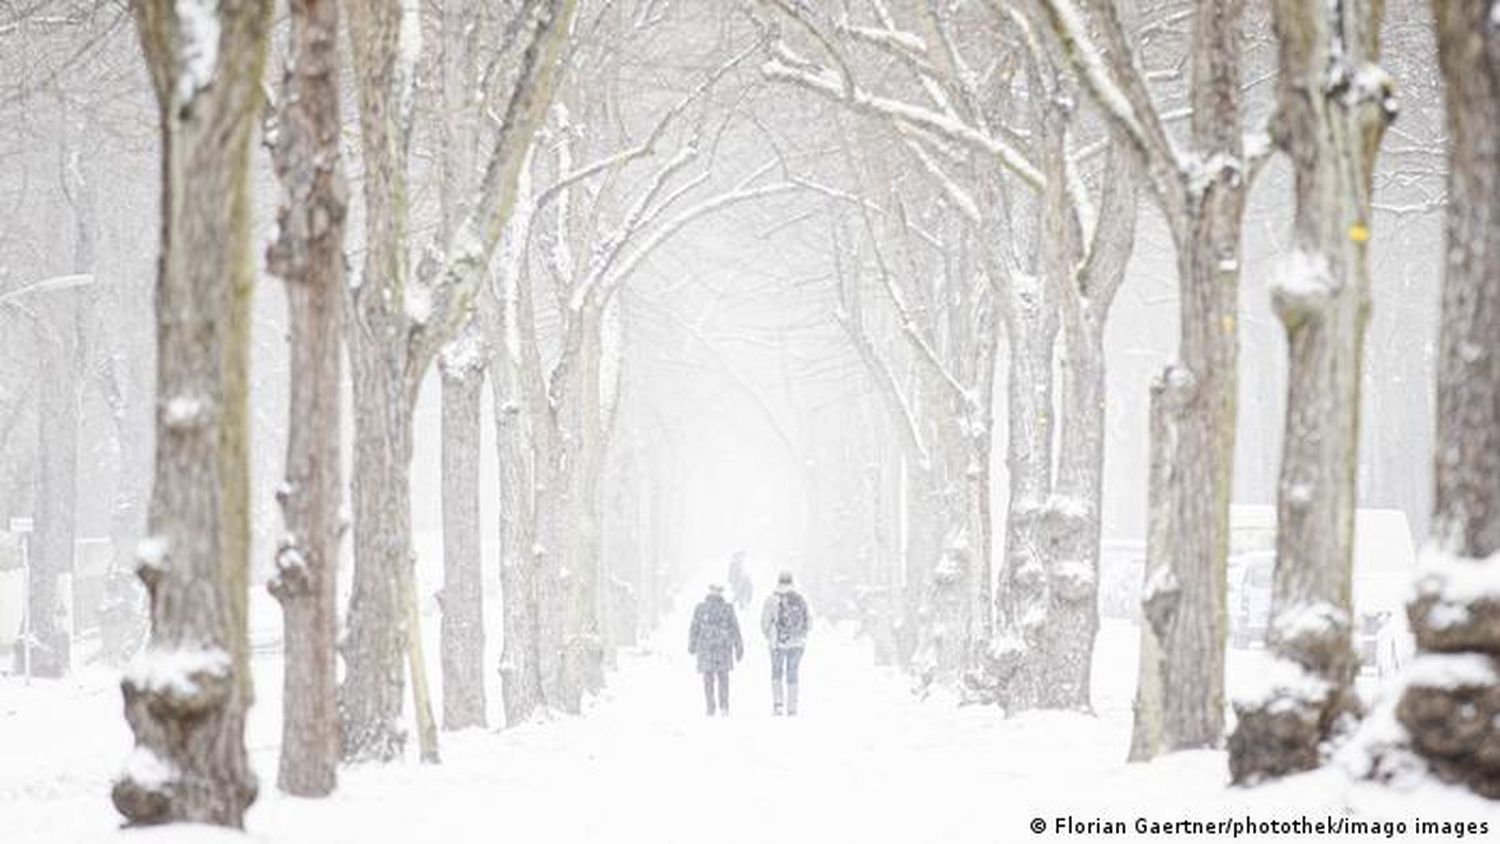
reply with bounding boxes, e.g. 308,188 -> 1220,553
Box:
688,584 -> 744,716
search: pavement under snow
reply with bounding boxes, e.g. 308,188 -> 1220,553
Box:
2,603 -> 1497,843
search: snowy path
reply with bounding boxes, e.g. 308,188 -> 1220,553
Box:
4,610 -> 1498,842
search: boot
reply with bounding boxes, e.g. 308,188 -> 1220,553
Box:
787,683 -> 799,716
772,680 -> 784,716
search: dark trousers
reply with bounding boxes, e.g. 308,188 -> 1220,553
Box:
770,647 -> 804,683
702,671 -> 729,713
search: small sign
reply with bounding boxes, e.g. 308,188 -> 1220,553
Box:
8,517 -> 33,534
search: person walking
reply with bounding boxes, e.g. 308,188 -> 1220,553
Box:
761,571 -> 811,716
727,550 -> 753,612
688,584 -> 743,716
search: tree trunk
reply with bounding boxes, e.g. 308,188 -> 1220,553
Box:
560,305 -> 607,707
1228,0 -> 1391,784
1130,371 -> 1183,761
28,290 -> 79,678
993,307 -> 1057,710
440,353 -> 487,729
265,0 -> 346,798
342,340 -> 411,761
1039,320 -> 1107,710
1388,0 -> 1500,799
113,0 -> 270,826
1150,201 -> 1243,751
341,0 -> 428,764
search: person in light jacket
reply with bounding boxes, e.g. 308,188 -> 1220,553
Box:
760,571 -> 812,716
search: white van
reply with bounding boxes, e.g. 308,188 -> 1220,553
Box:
1227,505 -> 1416,677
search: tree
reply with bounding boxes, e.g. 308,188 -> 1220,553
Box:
265,0 -> 347,797
762,0 -> 1138,708
340,0 -> 578,762
111,0 -> 271,826
1227,0 -> 1394,783
1367,0 -> 1500,799
430,0 -> 497,734
1038,0 -> 1267,752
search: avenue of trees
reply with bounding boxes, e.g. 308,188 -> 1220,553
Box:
0,0 -> 1496,829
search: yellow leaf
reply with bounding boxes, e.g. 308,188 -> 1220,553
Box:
1223,314 -> 1236,334
1348,223 -> 1370,243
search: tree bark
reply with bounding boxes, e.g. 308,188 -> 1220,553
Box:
113,0 -> 270,826
341,0 -> 576,756
1130,371 -> 1183,761
1228,0 -> 1391,784
1386,0 -> 1500,799
1039,321 -> 1108,709
992,307 -> 1058,709
440,350 -> 487,729
265,0 -> 347,798
1040,0 -> 1250,753
342,332 -> 413,761
28,290 -> 79,678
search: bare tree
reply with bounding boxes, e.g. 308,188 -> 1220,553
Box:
1038,0 -> 1267,752
1369,0 -> 1500,800
762,0 -> 1138,709
430,0 -> 501,734
340,0 -> 578,762
111,0 -> 271,826
1228,0 -> 1394,784
264,0 -> 347,797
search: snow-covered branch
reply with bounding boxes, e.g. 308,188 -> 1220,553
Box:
762,45 -> 1043,189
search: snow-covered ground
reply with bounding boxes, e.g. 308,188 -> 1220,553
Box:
2,605 -> 1496,842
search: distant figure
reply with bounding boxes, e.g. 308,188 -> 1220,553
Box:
728,550 -> 753,611
761,571 -> 812,716
688,584 -> 744,716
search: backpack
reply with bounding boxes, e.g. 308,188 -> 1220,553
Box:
776,592 -> 808,643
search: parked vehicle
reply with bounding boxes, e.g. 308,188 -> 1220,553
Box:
1225,506 -> 1417,678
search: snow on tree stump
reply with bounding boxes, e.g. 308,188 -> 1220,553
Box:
1394,654 -> 1500,798
1393,556 -> 1500,798
1229,604 -> 1359,785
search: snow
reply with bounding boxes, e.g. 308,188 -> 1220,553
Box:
1400,652 -> 1498,690
1142,563 -> 1178,602
163,395 -> 208,429
123,645 -> 230,698
134,535 -> 170,571
403,280 -> 432,326
173,0 -> 220,105
839,23 -> 927,55
1230,653 -> 1330,712
396,0 -> 422,126
1412,544 -> 1500,606
120,746 -> 176,792
1272,600 -> 1347,642
439,330 -> 487,380
1269,248 -> 1334,311
5,606 -> 1499,842
1043,0 -> 1146,144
